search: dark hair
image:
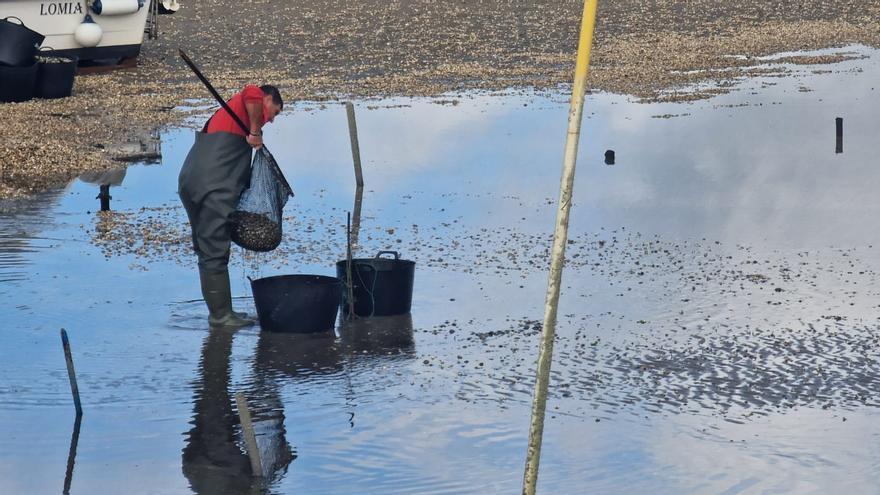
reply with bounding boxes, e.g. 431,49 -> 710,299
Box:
260,84 -> 283,110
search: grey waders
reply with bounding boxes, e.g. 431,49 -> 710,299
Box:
179,130 -> 256,328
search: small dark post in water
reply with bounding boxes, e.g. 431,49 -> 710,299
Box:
604,149 -> 615,165
97,184 -> 111,211
60,329 -> 83,416
346,102 -> 365,188
234,392 -> 263,477
63,414 -> 82,494
836,117 -> 843,154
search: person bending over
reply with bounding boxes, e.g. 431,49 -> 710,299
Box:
178,84 -> 282,328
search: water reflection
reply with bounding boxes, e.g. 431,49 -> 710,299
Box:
182,328 -> 293,494
105,127 -> 162,164
78,167 -> 128,187
252,315 -> 416,378
254,331 -> 343,379
3,46 -> 879,494
339,314 -> 415,359
80,168 -> 128,212
0,187 -> 67,288
62,415 -> 82,495
250,316 -> 414,432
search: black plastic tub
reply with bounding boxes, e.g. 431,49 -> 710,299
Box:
0,17 -> 44,67
337,251 -> 415,317
0,60 -> 38,103
35,52 -> 77,99
250,274 -> 342,333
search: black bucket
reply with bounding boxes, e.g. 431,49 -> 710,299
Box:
35,49 -> 77,99
0,17 -> 44,67
337,251 -> 415,317
250,274 -> 342,333
0,60 -> 38,103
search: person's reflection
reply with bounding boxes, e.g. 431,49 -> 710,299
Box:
182,328 -> 293,494
183,319 -> 414,493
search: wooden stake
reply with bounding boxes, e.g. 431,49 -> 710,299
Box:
351,185 -> 364,248
60,329 -> 83,417
523,1 -> 599,494
235,392 -> 263,477
836,117 -> 843,154
97,184 -> 111,212
346,102 -> 365,187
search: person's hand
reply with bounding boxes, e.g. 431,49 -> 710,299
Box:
246,132 -> 263,149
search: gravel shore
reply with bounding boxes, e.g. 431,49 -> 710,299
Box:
1,0 -> 879,198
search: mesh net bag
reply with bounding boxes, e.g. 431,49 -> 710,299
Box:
230,147 -> 292,252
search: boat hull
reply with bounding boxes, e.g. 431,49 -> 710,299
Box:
0,1 -> 149,61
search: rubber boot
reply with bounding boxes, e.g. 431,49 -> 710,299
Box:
199,268 -> 256,328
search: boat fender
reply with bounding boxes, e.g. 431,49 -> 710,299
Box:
74,15 -> 102,47
90,0 -> 144,16
159,0 -> 180,15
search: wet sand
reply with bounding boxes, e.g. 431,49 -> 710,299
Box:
1,0 -> 879,198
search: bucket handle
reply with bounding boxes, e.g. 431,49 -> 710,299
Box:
375,250 -> 400,260
3,16 -> 24,26
37,46 -> 59,59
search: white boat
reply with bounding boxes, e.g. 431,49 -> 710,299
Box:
0,0 -> 177,62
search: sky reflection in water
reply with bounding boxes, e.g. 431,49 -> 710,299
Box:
0,45 -> 879,494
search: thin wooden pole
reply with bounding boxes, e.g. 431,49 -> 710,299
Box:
235,392 -> 263,477
346,102 -> 365,187
522,1 -> 599,494
60,329 -> 83,416
351,185 -> 364,248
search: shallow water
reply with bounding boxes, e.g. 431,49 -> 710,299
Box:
2,45 -> 880,494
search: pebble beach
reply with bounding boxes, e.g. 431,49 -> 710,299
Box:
1,0 -> 879,198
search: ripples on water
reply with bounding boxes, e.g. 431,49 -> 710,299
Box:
1,46 -> 880,494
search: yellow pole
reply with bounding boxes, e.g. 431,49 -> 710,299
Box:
522,1 -> 598,494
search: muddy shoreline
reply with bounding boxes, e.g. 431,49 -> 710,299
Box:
1,0 -> 879,198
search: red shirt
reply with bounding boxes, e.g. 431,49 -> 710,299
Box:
205,85 -> 268,136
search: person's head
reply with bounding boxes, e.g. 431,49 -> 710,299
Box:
260,85 -> 283,123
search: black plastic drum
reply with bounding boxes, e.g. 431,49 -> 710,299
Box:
35,51 -> 77,99
250,274 -> 342,333
0,17 -> 44,67
0,61 -> 38,103
337,251 -> 415,317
